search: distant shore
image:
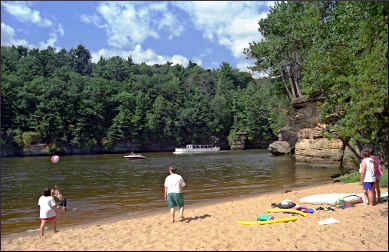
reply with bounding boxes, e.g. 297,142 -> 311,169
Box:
2,181 -> 387,251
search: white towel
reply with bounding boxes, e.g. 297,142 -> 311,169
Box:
318,217 -> 340,225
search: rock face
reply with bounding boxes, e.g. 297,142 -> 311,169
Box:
23,144 -> 50,156
295,132 -> 344,165
271,96 -> 358,169
268,141 -> 292,155
1,133 -> 176,157
280,96 -> 322,147
231,132 -> 248,150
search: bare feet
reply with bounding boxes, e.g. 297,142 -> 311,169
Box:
171,219 -> 175,223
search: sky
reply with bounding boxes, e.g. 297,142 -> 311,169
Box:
1,1 -> 275,75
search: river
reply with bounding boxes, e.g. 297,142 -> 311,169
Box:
0,149 -> 339,235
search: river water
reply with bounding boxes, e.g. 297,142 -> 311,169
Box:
1,150 -> 339,235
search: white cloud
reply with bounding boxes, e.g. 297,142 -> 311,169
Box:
159,12 -> 184,40
1,22 -> 62,51
38,32 -> 58,50
236,59 -> 268,79
81,2 -> 185,48
91,44 -> 191,67
267,1 -> 277,9
3,2 -> 53,27
1,23 -> 30,47
174,2 -> 268,59
56,24 -> 64,37
2,2 -> 65,50
236,61 -> 252,73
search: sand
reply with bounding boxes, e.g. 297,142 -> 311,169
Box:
1,182 -> 388,251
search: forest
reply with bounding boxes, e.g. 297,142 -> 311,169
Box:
1,1 -> 388,166
1,44 -> 284,154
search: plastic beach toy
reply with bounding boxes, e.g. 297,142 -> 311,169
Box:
238,217 -> 297,225
257,214 -> 274,221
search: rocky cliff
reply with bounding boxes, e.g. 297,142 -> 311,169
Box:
269,96 -> 358,169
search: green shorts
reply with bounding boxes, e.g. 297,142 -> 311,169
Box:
167,193 -> 184,208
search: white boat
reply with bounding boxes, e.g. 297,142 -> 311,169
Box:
123,153 -> 146,159
173,144 -> 220,154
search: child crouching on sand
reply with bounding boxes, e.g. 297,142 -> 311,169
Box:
359,150 -> 376,206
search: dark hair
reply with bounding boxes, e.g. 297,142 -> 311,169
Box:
368,148 -> 374,155
169,166 -> 177,172
361,150 -> 370,158
43,188 -> 51,197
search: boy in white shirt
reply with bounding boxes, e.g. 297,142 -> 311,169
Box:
359,150 -> 376,206
164,166 -> 186,223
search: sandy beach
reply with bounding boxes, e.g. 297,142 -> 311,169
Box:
2,181 -> 387,251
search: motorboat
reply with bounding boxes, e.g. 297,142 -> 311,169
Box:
123,153 -> 146,159
173,144 -> 220,154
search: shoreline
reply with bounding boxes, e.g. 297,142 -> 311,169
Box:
2,179 -> 335,239
3,180 -> 387,250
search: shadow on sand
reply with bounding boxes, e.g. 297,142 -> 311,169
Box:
183,214 -> 211,223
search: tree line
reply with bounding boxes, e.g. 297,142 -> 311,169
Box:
1,45 -> 285,154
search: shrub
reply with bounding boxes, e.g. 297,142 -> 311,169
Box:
338,168 -> 388,188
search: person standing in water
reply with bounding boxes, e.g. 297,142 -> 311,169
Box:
164,166 -> 186,223
38,188 -> 58,237
52,184 -> 67,213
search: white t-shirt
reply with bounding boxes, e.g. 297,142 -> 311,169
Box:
359,157 -> 376,183
38,196 -> 56,219
164,173 -> 186,194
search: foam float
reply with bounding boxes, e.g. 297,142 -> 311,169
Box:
237,217 -> 297,225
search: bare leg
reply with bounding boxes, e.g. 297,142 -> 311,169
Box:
179,206 -> 185,220
40,219 -> 46,237
367,189 -> 375,206
375,179 -> 381,203
372,184 -> 377,205
363,190 -> 369,205
170,208 -> 175,223
64,207 -> 67,214
52,219 -> 57,233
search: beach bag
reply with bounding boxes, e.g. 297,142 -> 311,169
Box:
271,200 -> 296,209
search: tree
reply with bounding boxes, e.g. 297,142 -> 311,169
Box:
69,44 -> 92,75
302,1 -> 388,165
244,2 -> 313,102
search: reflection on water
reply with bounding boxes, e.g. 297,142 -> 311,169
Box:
0,150 -> 339,235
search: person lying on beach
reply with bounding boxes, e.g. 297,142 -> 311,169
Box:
52,184 -> 67,213
38,188 -> 58,237
164,166 -> 186,223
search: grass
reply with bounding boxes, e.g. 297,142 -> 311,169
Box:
338,168 -> 388,188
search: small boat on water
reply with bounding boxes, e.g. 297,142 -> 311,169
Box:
173,144 -> 220,154
123,153 -> 146,159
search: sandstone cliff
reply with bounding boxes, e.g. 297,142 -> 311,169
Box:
271,96 -> 359,169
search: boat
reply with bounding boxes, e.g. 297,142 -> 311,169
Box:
173,144 -> 220,154
123,153 -> 146,159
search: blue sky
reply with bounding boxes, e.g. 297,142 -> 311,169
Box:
1,1 -> 274,74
